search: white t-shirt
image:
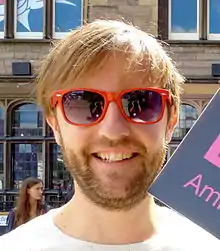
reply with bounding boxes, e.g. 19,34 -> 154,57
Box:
0,205 -> 219,251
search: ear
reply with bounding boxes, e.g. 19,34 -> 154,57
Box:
166,106 -> 179,143
46,116 -> 62,146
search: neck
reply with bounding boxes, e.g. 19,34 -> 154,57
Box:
29,198 -> 37,212
54,190 -> 159,245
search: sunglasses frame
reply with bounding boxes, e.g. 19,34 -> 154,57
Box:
51,87 -> 172,126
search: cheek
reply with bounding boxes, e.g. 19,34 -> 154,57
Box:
33,190 -> 38,196
137,125 -> 165,146
56,104 -> 100,150
58,121 -> 92,152
29,190 -> 35,197
133,118 -> 167,149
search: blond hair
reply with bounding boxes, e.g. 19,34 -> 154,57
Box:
36,19 -> 184,115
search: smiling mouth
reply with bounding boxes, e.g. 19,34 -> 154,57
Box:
93,152 -> 138,163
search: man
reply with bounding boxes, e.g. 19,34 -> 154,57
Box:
0,20 -> 219,250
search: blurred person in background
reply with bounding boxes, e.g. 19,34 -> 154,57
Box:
5,177 -> 46,233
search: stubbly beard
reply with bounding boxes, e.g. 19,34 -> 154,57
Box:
60,138 -> 168,211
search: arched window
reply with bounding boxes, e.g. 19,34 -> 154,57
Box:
0,107 -> 4,187
0,106 -> 4,137
173,104 -> 199,139
11,103 -> 43,137
12,143 -> 43,189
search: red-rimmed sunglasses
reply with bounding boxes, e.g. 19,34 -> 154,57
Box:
50,88 -> 172,126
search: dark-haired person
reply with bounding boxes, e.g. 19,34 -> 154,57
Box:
5,177 -> 46,232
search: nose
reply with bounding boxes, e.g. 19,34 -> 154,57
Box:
98,102 -> 131,141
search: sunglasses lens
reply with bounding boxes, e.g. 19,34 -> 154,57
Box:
62,90 -> 105,125
121,90 -> 163,123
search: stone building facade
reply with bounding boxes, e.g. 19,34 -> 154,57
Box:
0,0 -> 218,193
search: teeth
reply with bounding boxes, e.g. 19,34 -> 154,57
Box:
96,153 -> 134,162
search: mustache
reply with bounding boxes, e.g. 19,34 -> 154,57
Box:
87,137 -> 147,154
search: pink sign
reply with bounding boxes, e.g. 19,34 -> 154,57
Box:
204,135 -> 220,168
0,0 -> 4,4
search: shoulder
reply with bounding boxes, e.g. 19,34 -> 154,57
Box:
0,208 -> 60,251
7,209 -> 15,218
5,210 -> 16,232
157,206 -> 220,250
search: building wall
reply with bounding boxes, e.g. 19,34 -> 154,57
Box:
172,45 -> 220,77
0,43 -> 50,77
0,0 -> 159,192
170,44 -> 220,111
159,0 -> 220,157
0,43 -> 50,99
0,0 -> 158,96
0,0 -> 218,192
89,0 -> 158,35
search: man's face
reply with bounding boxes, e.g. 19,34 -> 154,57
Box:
48,56 -> 177,210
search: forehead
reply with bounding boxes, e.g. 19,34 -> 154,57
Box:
70,55 -> 165,92
30,182 -> 42,189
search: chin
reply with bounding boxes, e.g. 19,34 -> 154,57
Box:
102,188 -> 128,199
99,181 -> 143,197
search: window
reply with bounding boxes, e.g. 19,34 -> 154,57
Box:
173,104 -> 199,139
1,98 -> 74,195
161,0 -> 220,40
12,143 -> 43,189
167,144 -> 178,159
208,0 -> 220,40
0,143 -> 3,175
0,106 -> 4,187
47,125 -> 54,137
169,0 -> 199,40
0,143 -> 3,190
0,106 -> 4,137
49,143 -> 70,190
15,0 -> 44,38
0,0 -> 83,40
10,102 -> 44,188
12,103 -> 43,137
54,0 -> 82,38
0,0 -> 4,38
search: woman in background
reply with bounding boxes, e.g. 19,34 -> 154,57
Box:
5,177 -> 46,233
